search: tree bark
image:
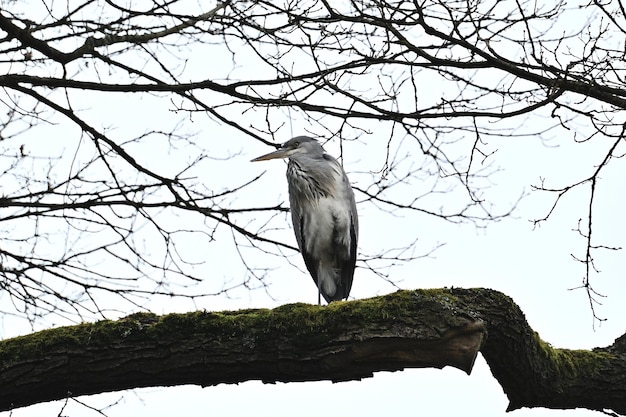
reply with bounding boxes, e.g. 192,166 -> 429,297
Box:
0,288 -> 624,414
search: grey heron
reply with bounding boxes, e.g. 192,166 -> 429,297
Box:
251,136 -> 358,304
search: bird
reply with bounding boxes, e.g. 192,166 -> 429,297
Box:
251,136 -> 358,304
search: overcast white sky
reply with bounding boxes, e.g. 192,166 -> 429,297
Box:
1,1 -> 625,415
2,107 -> 624,417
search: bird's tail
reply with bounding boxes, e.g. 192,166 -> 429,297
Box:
317,264 -> 341,304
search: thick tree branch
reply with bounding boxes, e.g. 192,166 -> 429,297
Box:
0,288 -> 624,414
0,4 -> 228,65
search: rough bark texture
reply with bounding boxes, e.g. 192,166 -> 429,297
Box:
0,288 -> 624,414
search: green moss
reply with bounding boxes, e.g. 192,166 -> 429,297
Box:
533,332 -> 614,379
420,287 -> 459,301
1,322 -> 88,362
0,288 -> 498,365
0,288 -> 463,362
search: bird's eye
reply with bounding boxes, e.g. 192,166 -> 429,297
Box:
293,141 -> 300,147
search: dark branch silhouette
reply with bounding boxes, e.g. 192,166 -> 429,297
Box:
1,289 -> 624,415
0,0 -> 624,413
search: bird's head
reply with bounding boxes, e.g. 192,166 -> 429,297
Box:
251,136 -> 324,162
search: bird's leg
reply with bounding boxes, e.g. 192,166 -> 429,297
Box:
317,277 -> 322,305
317,262 -> 322,305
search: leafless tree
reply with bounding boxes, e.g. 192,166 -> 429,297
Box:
0,0 -> 623,322
1,0 -> 626,415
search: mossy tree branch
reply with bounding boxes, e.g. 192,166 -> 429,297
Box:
0,288 -> 624,414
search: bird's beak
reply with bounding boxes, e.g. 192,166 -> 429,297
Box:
250,148 -> 292,162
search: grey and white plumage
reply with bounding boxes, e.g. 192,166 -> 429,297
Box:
251,136 -> 358,304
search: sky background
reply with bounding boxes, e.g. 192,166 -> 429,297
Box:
2,110 -> 624,416
1,1 -> 625,415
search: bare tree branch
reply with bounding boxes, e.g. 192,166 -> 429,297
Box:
1,289 -> 625,415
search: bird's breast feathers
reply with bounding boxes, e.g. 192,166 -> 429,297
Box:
287,159 -> 345,202
302,197 -> 352,249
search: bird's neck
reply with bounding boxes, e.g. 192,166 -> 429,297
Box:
287,159 -> 335,202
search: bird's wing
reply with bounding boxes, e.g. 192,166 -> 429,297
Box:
297,213 -> 321,291
290,198 -> 319,286
335,210 -> 357,300
343,214 -> 358,297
